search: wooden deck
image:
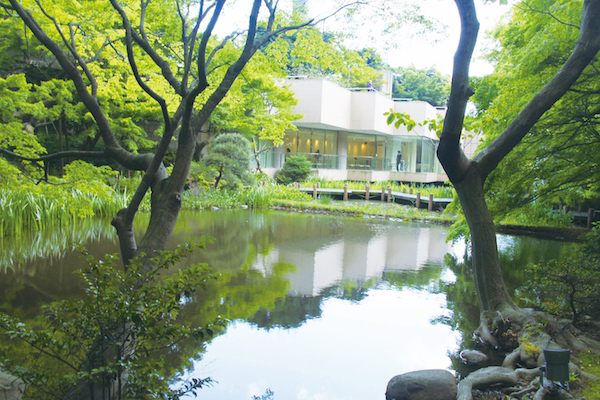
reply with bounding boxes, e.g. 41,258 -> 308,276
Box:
298,187 -> 453,211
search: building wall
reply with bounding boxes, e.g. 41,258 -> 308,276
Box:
262,78 -> 468,182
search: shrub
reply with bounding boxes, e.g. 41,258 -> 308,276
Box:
0,241 -> 220,399
275,155 -> 312,185
204,133 -> 255,190
522,225 -> 600,325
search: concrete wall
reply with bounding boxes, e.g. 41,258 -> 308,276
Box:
288,78 -> 442,140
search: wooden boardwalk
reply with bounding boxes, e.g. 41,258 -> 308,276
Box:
298,187 -> 453,211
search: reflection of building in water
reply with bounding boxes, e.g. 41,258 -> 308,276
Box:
272,225 -> 453,296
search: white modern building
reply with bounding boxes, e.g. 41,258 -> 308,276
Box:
258,77 -> 478,183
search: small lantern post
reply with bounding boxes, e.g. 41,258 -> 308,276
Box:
540,348 -> 571,390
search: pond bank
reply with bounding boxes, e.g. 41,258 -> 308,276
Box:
270,203 -> 589,242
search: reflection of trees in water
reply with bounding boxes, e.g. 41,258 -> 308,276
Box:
157,254 -> 294,378
248,278 -> 377,330
382,265 -> 444,292
0,217 -> 116,272
249,295 -> 323,330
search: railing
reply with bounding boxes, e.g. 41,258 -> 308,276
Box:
259,151 -> 433,173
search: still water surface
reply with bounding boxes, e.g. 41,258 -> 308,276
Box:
0,210 -> 567,399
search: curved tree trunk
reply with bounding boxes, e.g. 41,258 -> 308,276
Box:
439,0 -> 600,344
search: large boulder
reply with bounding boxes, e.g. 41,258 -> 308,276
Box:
386,369 -> 457,400
0,368 -> 25,400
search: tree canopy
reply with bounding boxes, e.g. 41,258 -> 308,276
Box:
471,0 -> 600,220
392,65 -> 451,106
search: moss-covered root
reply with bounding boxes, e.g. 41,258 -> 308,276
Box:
457,367 -> 540,400
532,386 -> 579,400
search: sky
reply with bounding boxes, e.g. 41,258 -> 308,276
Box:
217,0 -> 514,77
307,0 -> 514,76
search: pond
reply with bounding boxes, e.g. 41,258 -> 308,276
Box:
0,210 -> 569,399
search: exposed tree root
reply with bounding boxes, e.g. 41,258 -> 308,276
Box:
457,366 -> 539,400
459,309 -> 600,400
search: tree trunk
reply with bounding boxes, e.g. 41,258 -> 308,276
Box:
454,167 -> 516,315
440,0 -> 600,344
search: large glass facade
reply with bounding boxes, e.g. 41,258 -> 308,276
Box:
284,129 -> 337,155
261,129 -> 440,173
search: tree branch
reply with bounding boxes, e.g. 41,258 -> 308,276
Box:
437,0 -> 479,185
34,0 -> 99,97
129,22 -> 183,96
7,0 -> 147,173
0,147 -> 105,162
516,1 -> 580,30
476,0 -> 600,181
108,0 -> 171,133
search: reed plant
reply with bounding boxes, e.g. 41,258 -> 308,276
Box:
181,184 -> 311,210
0,189 -> 129,239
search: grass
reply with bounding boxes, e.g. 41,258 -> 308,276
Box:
498,202 -> 573,228
273,198 -> 455,223
181,184 -> 311,210
301,178 -> 455,199
1,179 -> 450,240
0,189 -> 129,239
572,351 -> 600,398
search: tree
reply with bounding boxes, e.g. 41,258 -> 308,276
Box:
274,154 -> 312,185
204,133 -> 254,189
437,0 -> 600,348
470,0 -> 600,220
392,66 -> 451,106
0,0 -> 317,397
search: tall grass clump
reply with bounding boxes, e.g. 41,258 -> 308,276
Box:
500,202 -> 573,227
0,189 -> 131,238
182,184 -> 311,210
0,160 -> 131,238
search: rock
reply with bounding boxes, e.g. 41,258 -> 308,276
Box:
386,369 -> 457,400
0,369 -> 25,400
460,349 -> 490,365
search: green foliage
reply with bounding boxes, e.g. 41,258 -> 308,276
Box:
0,240 -> 221,399
384,109 -> 444,138
181,184 -> 310,210
391,66 -> 451,106
474,0 -> 600,217
204,133 -> 255,190
275,155 -> 312,185
573,351 -> 600,399
300,178 -> 455,199
498,202 -> 572,228
521,226 -> 600,325
211,52 -> 301,147
0,161 -> 129,238
271,26 -> 381,88
274,198 -> 454,223
318,195 -> 333,205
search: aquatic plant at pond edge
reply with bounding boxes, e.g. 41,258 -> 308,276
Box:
0,189 -> 129,238
181,185 -> 311,210
273,199 -> 454,223
0,240 -> 221,399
